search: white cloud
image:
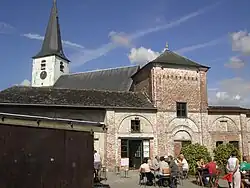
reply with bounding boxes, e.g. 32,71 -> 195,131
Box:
20,79 -> 31,86
208,77 -> 250,107
22,33 -> 85,49
231,31 -> 250,54
0,22 -> 15,34
109,31 -> 132,47
127,36 -> 225,65
224,56 -> 245,69
128,47 -> 160,65
175,36 -> 225,54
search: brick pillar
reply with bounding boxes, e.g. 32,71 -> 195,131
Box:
105,110 -> 116,171
150,139 -> 154,159
240,114 -> 248,156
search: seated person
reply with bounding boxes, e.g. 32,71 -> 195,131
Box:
159,156 -> 170,176
197,158 -> 205,168
156,156 -> 170,186
202,158 -> 217,185
240,156 -> 250,172
139,158 -> 154,185
152,156 -> 160,171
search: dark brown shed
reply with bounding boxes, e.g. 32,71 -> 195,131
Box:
0,111 -> 106,188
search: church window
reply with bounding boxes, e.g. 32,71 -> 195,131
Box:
176,102 -> 187,118
41,60 -> 46,70
60,62 -> 64,72
131,118 -> 140,133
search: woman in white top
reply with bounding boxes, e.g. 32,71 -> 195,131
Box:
226,151 -> 241,188
139,158 -> 154,185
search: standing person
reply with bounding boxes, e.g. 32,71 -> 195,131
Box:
167,156 -> 179,188
226,151 -> 241,188
177,154 -> 189,177
94,150 -> 101,182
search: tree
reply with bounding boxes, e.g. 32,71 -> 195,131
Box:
213,143 -> 241,173
181,143 -> 211,174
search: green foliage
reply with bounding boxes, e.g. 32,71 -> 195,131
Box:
213,143 -> 241,173
181,143 -> 211,174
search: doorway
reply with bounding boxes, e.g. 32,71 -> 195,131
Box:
121,139 -> 150,169
129,140 -> 142,169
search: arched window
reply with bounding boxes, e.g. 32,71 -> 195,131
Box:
60,62 -> 64,72
41,60 -> 46,70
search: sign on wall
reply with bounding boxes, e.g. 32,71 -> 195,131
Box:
120,158 -> 129,167
143,140 -> 150,158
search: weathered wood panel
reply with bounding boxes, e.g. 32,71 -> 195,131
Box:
0,123 -> 94,188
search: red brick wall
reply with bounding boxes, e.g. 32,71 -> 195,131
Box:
151,67 -> 208,111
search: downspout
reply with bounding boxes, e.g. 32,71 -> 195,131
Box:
199,69 -> 204,145
239,114 -> 244,157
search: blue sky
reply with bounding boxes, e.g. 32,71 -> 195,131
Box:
1,0 -> 250,105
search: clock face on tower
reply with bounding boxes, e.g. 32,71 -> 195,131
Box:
40,71 -> 47,80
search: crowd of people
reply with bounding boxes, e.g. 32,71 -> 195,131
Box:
93,149 -> 250,187
138,154 -> 189,187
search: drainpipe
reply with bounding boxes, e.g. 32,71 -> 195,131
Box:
199,69 -> 204,145
239,113 -> 244,157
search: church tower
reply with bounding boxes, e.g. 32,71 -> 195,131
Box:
31,0 -> 70,87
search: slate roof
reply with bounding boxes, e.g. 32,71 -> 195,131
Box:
151,49 -> 209,69
0,86 -> 155,109
33,0 -> 69,62
54,65 -> 139,91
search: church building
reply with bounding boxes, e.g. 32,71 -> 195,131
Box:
0,0 -> 250,171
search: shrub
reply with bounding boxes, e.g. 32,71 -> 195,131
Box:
213,143 -> 241,173
180,143 -> 211,174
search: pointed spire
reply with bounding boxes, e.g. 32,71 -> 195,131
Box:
33,0 -> 70,62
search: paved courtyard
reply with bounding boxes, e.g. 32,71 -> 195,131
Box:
100,171 -> 229,188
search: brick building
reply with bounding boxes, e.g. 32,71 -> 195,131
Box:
0,0 -> 250,171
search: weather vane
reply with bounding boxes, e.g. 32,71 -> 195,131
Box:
165,42 -> 169,50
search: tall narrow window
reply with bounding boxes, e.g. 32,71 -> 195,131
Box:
41,60 -> 46,70
176,102 -> 187,118
121,139 -> 128,158
131,118 -> 140,133
60,62 -> 64,72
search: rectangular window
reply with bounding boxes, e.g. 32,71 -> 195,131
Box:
176,102 -> 187,118
121,139 -> 128,158
216,141 -> 223,147
131,118 -> 140,133
143,140 -> 150,158
229,141 -> 239,149
60,62 -> 64,72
